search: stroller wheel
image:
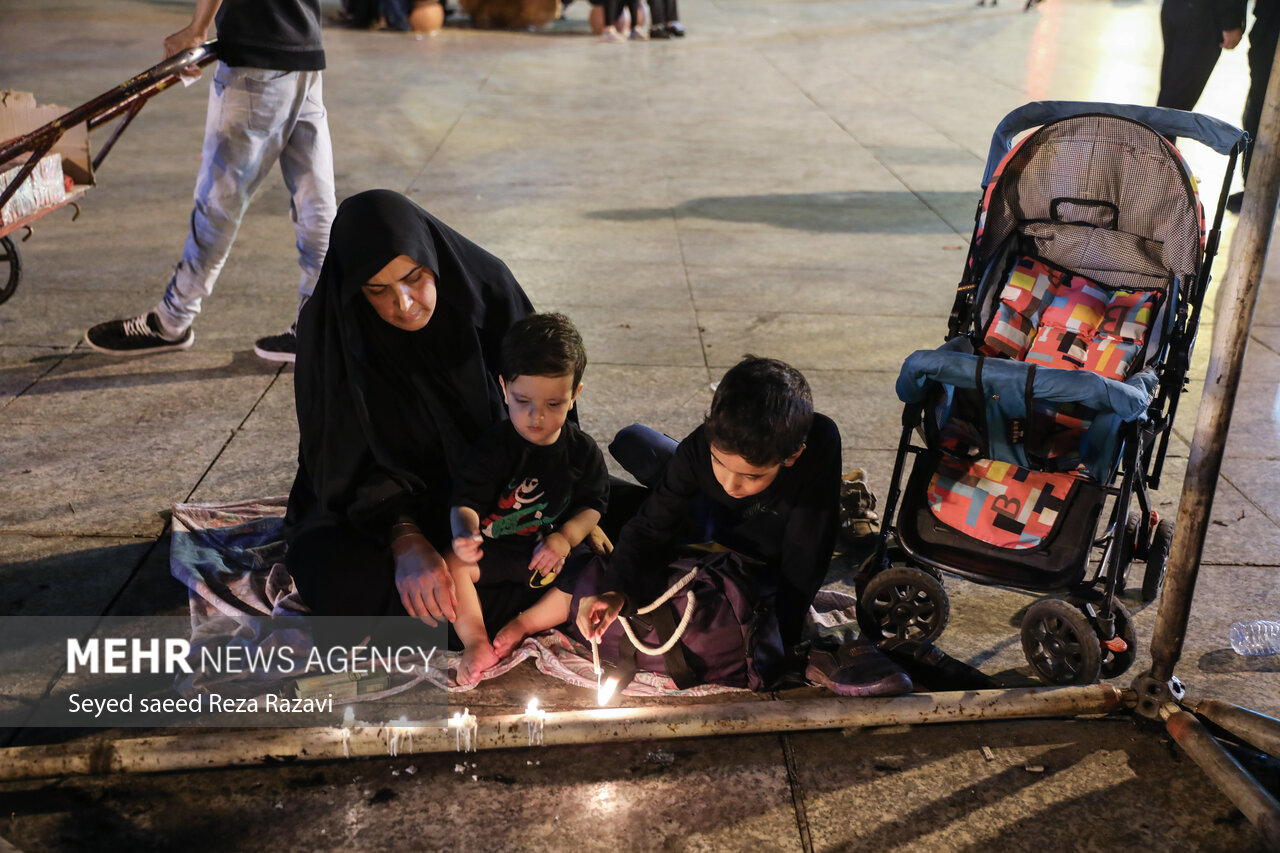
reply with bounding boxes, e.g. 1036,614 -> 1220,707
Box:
1020,598 -> 1101,685
1143,519 -> 1174,604
1113,510 -> 1142,593
856,566 -> 949,642
1098,601 -> 1137,679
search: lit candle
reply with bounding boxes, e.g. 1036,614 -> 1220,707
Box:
591,638 -> 605,700
597,676 -> 619,706
386,715 -> 413,757
524,697 -> 546,746
448,707 -> 477,752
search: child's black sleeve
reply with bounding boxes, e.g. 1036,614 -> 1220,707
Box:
774,414 -> 842,651
566,433 -> 610,519
450,426 -> 510,515
601,430 -> 703,608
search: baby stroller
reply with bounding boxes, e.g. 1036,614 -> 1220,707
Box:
854,101 -> 1248,685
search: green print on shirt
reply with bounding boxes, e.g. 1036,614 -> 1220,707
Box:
489,501 -> 552,538
481,476 -> 569,539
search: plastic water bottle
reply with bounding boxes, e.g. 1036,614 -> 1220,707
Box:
1229,621 -> 1280,656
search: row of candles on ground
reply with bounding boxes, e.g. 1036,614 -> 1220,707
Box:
446,639 -> 620,750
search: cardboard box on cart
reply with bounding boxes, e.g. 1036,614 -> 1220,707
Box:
0,89 -> 95,227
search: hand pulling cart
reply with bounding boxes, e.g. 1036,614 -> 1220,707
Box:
0,42 -> 218,306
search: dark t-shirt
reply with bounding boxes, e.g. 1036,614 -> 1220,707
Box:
216,0 -> 325,71
602,414 -> 841,648
453,420 -> 609,553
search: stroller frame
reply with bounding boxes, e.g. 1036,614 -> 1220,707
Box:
857,101 -> 1249,685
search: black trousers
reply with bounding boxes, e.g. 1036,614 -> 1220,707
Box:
603,0 -> 638,30
649,0 -> 677,27
1157,0 -> 1225,112
1244,4 -> 1280,179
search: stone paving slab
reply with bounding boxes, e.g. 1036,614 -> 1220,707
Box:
792,719 -> 1265,852
186,427 -> 299,506
0,350 -> 277,427
0,535 -> 155,729
0,420 -> 232,537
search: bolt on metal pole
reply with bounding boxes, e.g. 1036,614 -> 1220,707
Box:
1146,35 -> 1280,685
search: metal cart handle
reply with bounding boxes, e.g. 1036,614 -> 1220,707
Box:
0,41 -> 219,173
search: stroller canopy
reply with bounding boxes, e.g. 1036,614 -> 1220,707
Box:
975,113 -> 1204,294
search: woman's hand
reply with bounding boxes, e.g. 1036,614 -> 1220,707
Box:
530,532 -> 570,575
576,592 -> 625,642
391,533 -> 456,626
585,525 -> 613,556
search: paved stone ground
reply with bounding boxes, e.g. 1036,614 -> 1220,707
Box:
2,0 -> 1280,849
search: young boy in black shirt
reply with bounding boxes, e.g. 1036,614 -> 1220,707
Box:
448,313 -> 608,685
576,356 -> 842,674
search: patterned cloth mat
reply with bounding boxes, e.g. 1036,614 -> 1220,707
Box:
170,498 -> 860,704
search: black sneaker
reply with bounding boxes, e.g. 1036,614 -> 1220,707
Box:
84,311 -> 194,356
253,325 -> 297,363
805,640 -> 913,697
667,20 -> 686,36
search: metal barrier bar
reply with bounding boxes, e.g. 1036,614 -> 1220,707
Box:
1146,33 -> 1280,685
1167,710 -> 1280,849
1194,699 -> 1280,758
0,685 -> 1127,781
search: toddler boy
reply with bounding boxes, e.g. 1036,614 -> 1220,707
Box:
447,313 -> 608,685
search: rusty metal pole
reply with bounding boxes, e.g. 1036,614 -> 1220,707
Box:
0,685 -> 1126,782
1194,698 -> 1280,758
1142,36 -> 1280,698
1167,710 -> 1280,848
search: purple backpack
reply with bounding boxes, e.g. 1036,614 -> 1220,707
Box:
570,551 -> 785,691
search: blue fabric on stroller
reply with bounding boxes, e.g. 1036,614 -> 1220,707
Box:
897,344 -> 1157,482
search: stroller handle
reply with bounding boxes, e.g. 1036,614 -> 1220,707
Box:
982,101 -> 1248,188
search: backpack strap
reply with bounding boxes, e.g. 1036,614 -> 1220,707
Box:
648,601 -> 698,689
615,563 -> 700,655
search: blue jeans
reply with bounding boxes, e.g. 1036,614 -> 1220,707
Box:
381,0 -> 413,30
609,423 -> 677,490
156,64 -> 337,335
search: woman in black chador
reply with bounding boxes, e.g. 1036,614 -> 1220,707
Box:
285,189 -> 536,647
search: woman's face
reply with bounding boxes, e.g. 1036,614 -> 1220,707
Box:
362,254 -> 438,331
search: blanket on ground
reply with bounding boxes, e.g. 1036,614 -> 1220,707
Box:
170,498 -> 860,703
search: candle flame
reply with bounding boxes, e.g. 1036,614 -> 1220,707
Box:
597,676 -> 619,706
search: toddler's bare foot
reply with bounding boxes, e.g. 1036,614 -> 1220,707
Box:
493,613 -> 532,659
455,642 -> 499,686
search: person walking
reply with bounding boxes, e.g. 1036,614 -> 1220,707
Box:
84,0 -> 337,363
1156,0 -> 1246,113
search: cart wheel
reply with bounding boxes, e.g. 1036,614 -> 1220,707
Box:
0,236 -> 20,306
1021,598 -> 1101,685
1098,601 -> 1137,679
856,566 -> 949,642
1143,518 -> 1174,604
